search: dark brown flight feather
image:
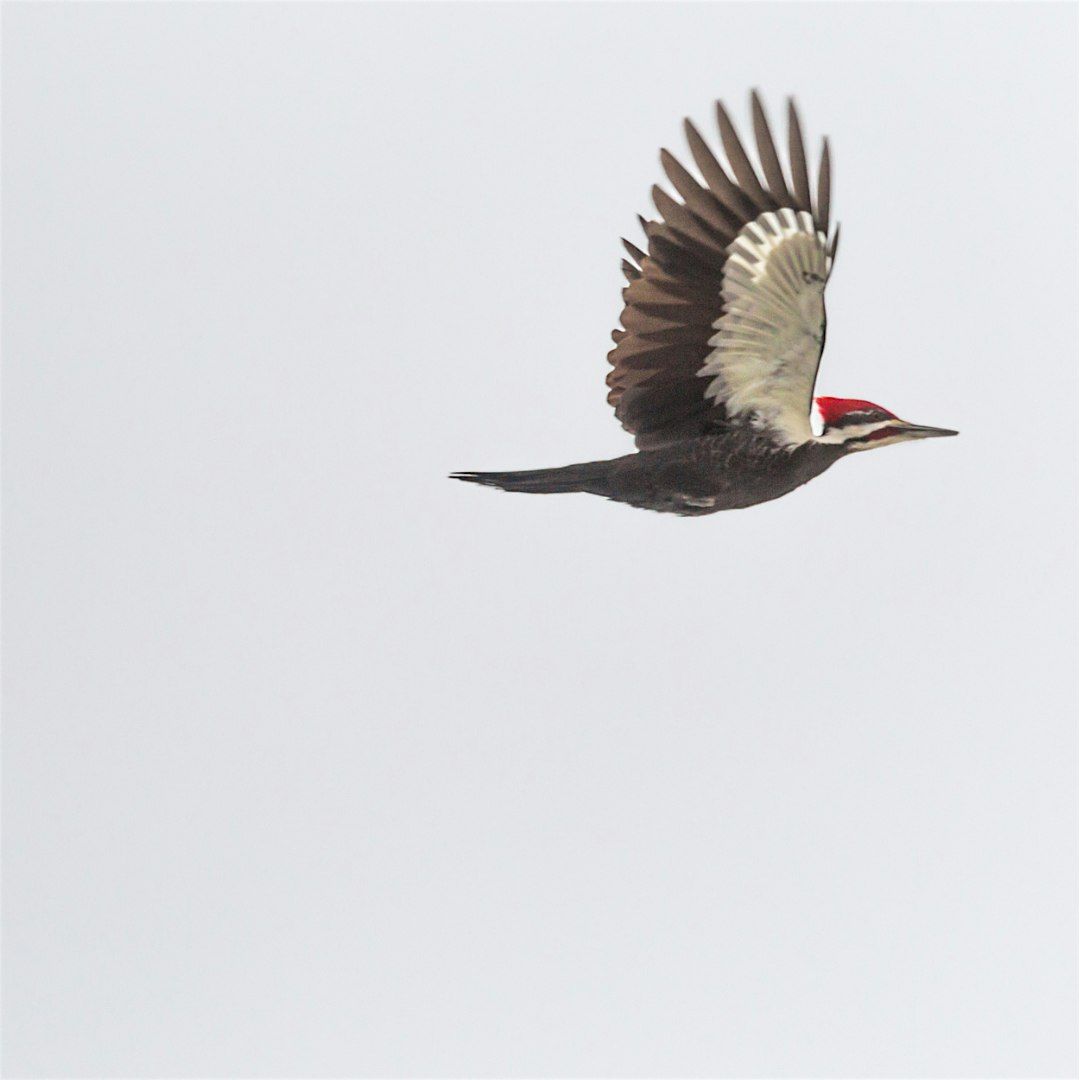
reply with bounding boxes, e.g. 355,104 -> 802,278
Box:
751,90 -> 790,205
786,98 -> 813,213
606,94 -> 836,449
816,136 -> 832,235
716,100 -> 772,212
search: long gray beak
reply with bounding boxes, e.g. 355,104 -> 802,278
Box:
896,422 -> 959,439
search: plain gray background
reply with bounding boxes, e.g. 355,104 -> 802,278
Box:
3,3 -> 1077,1077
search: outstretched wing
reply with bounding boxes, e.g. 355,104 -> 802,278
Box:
607,93 -> 839,449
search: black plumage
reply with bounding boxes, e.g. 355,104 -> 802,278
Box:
455,429 -> 846,517
452,92 -> 956,516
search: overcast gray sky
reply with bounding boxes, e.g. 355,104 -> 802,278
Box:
3,3 -> 1077,1077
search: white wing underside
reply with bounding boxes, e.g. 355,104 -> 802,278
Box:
700,208 -> 832,447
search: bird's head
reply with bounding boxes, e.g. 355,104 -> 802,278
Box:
814,397 -> 958,452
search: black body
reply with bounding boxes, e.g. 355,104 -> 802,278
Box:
453,429 -> 846,516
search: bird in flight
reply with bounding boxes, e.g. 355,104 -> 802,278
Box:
452,92 -> 956,516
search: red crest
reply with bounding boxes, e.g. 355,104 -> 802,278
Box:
814,397 -> 896,426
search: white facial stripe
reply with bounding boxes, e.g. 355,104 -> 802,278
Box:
817,419 -> 913,451
815,419 -> 890,444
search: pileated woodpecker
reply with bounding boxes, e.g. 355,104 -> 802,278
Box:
452,93 -> 957,516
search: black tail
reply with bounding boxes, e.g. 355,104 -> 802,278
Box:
450,460 -> 615,496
